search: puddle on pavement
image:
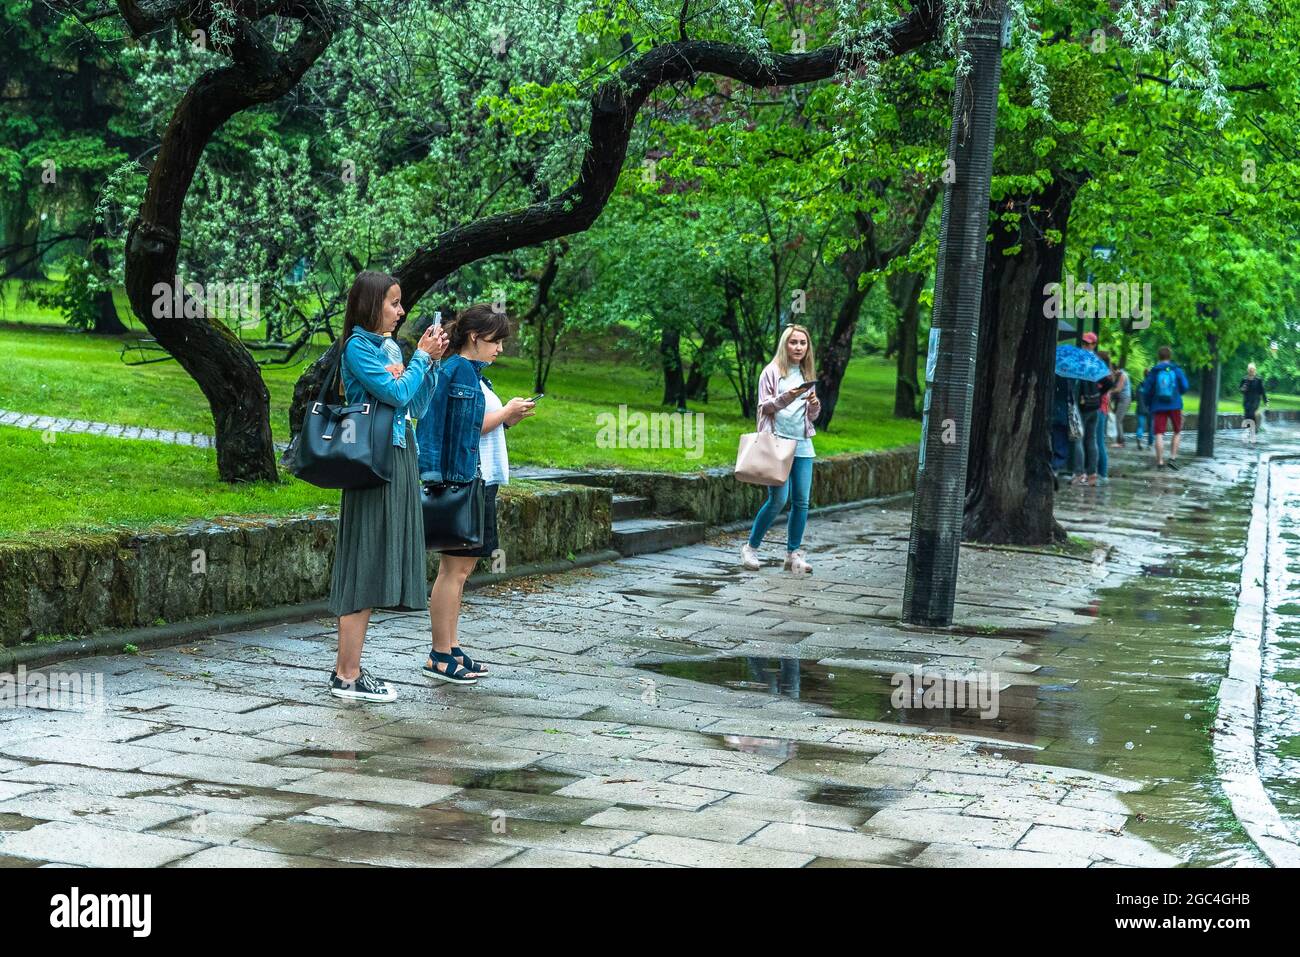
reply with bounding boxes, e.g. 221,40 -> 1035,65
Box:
636,438 -> 1300,866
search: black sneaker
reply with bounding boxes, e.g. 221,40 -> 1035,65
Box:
1166,459 -> 1180,471
329,667 -> 397,702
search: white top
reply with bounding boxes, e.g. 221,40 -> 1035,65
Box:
775,369 -> 815,458
479,379 -> 510,485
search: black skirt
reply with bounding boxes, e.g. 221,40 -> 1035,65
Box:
439,483 -> 500,558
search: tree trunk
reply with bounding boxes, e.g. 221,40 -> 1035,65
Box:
118,2 -> 335,483
685,322 -> 722,401
964,175 -> 1084,545
889,269 -> 925,418
89,221 -> 127,334
1196,330 -> 1219,458
661,326 -> 686,406
813,275 -> 871,430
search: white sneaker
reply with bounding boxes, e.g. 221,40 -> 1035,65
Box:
740,543 -> 761,570
784,550 -> 812,575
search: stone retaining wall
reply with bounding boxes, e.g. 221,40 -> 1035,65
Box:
0,482 -> 610,646
571,445 -> 919,525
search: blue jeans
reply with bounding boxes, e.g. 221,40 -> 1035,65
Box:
1135,411 -> 1149,444
1079,409 -> 1099,476
748,456 -> 814,551
1095,413 -> 1109,478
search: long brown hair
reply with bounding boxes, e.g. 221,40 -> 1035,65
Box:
445,303 -> 511,354
341,270 -> 399,345
335,270 -> 399,397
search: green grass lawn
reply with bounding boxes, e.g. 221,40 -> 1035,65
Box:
0,425 -> 336,547
0,316 -> 920,467
0,290 -> 920,542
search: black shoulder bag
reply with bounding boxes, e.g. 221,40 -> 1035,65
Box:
421,467 -> 485,551
289,341 -> 396,489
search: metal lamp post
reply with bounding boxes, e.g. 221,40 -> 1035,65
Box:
902,0 -> 1009,627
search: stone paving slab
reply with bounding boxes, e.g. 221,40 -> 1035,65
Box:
0,820 -> 201,867
276,771 -> 461,808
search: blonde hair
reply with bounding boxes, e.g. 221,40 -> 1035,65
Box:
774,324 -> 816,380
1247,362 -> 1258,375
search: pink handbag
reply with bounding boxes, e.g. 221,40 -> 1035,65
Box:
735,429 -> 796,486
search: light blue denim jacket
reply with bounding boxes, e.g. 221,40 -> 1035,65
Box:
339,328 -> 436,449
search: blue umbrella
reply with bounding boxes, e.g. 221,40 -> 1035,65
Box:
1055,344 -> 1109,381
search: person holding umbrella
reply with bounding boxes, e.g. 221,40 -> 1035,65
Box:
1055,336 -> 1110,486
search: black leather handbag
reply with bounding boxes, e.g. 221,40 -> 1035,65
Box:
421,471 -> 485,551
289,343 -> 396,490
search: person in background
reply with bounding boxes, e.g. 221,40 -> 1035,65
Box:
1051,375 -> 1075,475
1134,366 -> 1151,449
1110,359 -> 1132,447
1140,345 -> 1191,470
1073,332 -> 1103,485
1241,363 -> 1268,438
1094,350 -> 1113,483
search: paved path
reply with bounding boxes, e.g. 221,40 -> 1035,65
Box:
0,431 -> 1282,867
0,408 -> 288,451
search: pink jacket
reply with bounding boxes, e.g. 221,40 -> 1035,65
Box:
756,361 -> 817,438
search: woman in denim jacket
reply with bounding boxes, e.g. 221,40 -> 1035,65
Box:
416,304 -> 535,684
326,271 -> 446,702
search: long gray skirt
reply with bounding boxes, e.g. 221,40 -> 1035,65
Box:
327,425 -> 427,617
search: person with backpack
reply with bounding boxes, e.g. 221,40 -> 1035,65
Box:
1139,346 -> 1191,469
327,271 -> 447,702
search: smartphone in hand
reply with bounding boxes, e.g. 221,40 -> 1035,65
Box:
528,393 -> 545,403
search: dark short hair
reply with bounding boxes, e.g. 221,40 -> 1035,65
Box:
1158,346 -> 1172,361
446,303 -> 511,353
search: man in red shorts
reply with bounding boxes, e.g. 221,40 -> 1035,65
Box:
1139,346 -> 1190,470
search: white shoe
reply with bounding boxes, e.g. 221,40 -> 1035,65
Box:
784,550 -> 812,575
740,543 -> 761,570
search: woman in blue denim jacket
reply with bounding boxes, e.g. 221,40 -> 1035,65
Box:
326,271 -> 446,702
416,304 -> 535,684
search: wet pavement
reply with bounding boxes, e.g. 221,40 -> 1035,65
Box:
0,427 -> 1294,867
1260,458 -> 1300,824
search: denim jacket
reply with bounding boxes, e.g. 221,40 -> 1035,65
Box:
416,354 -> 486,483
340,328 -> 436,449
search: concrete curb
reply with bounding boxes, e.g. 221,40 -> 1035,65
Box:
0,549 -> 621,674
1213,451 -> 1300,867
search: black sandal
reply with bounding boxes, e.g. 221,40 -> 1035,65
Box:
422,650 -> 477,685
451,646 -> 488,676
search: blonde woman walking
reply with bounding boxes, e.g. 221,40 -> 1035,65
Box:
740,324 -> 820,575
